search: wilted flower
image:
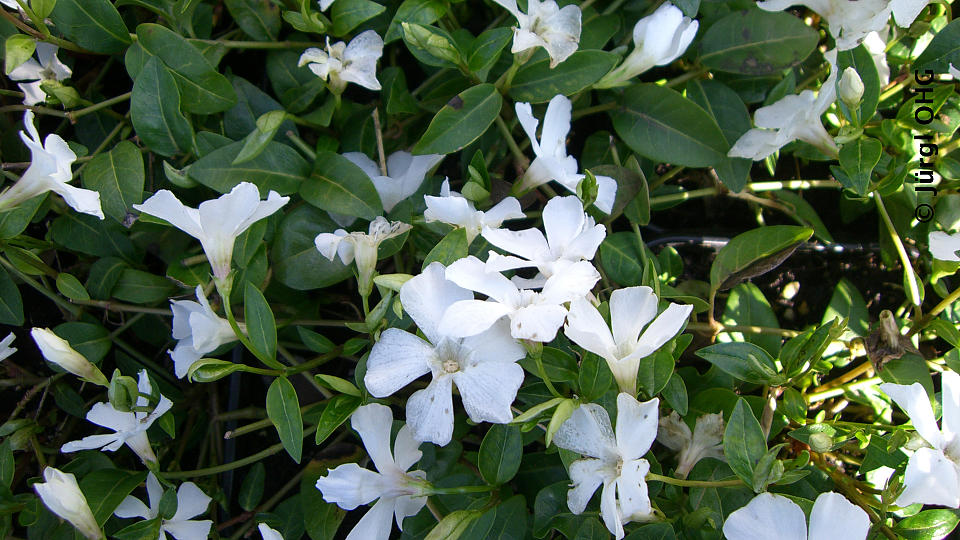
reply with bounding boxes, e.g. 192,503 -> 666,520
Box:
365,263 -> 525,445
299,30 -> 383,95
114,472 -> 213,540
0,111 -> 102,219
729,49 -> 839,160
565,287 -> 692,396
439,255 -> 600,342
315,216 -> 412,296
838,67 -> 865,108
7,42 -> 72,106
31,327 -> 108,386
133,182 -> 289,282
33,467 -> 103,540
658,411 -> 725,478
493,0 -> 581,67
259,524 -> 284,540
514,95 -> 617,212
929,231 -> 960,261
595,3 -> 698,88
316,404 -> 428,540
343,150 -> 444,214
61,369 -> 173,465
482,195 -> 605,284
723,491 -> 870,540
0,333 -> 16,361
553,393 -> 659,539
169,285 -> 238,379
879,371 -> 960,507
424,179 -> 524,243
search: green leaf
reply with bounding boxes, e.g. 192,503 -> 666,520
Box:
225,75 -> 298,142
234,110 -> 288,165
50,0 -> 131,54
331,0 -> 385,35
188,359 -> 245,383
5,34 -> 35,75
699,8 -> 818,75
244,281 -> 278,363
624,523 -> 676,540
301,460 -> 346,540
54,322 -> 111,364
721,283 -> 781,357
478,424 -> 523,485
636,350 -> 675,397
426,510 -> 483,540
914,18 -> 960,74
130,56 -> 195,157
300,151 -> 382,219
837,45 -> 881,125
613,84 -> 728,167
56,273 -> 90,301
313,374 -> 361,397
225,0 -> 281,41
723,399 -> 766,487
414,83 -> 502,155
599,232 -> 644,286
80,469 -> 148,525
685,79 -> 752,192
272,206 -> 353,290
81,141 -> 145,222
314,394 -> 362,445
823,278 -> 870,338
467,27 -> 512,81
239,462 -> 265,511
423,227 -> 468,269
114,518 -> 163,540
696,342 -> 783,385
771,190 -> 833,243
85,257 -> 127,300
894,509 -> 960,539
460,495 -> 527,540
51,213 -> 137,260
402,22 -> 463,67
136,23 -> 238,114
30,0 -> 56,19
710,226 -> 813,292
578,353 -> 613,401
112,269 -> 176,304
190,140 -> 308,195
509,50 -> 619,103
838,137 -> 883,196
267,377 -> 303,463
385,0 -> 448,43
661,373 -> 688,416
0,439 -> 13,489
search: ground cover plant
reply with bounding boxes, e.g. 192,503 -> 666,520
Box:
0,0 -> 959,538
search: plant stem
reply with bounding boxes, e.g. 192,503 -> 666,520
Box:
0,256 -> 81,317
429,484 -> 497,495
646,473 -> 743,488
164,425 -> 317,479
494,115 -> 529,169
874,193 -> 921,307
66,93 -> 131,123
191,39 -> 320,49
910,284 -> 960,336
0,9 -> 87,52
806,377 -> 879,402
571,101 -> 617,120
686,322 -> 801,337
72,299 -> 171,315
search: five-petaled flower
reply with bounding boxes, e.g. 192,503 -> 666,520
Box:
169,285 -> 238,379
0,111 -> 103,219
7,42 -> 72,106
880,371 -> 960,507
723,491 -> 870,540
553,393 -> 660,539
61,369 -> 173,465
514,95 -> 618,213
365,263 -> 525,445
493,0 -> 581,67
315,216 -> 412,296
114,472 -> 213,540
33,467 -> 103,540
424,179 -> 525,243
564,286 -> 692,396
133,182 -> 289,283
315,403 -> 429,540
299,30 -> 384,95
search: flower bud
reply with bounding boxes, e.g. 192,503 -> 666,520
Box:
108,370 -> 139,412
31,328 -> 108,387
33,467 -> 104,540
839,67 -> 865,109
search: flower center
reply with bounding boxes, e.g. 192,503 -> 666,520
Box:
442,359 -> 460,373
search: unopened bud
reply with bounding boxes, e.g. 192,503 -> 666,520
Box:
31,328 -> 108,387
108,370 -> 139,412
839,67 -> 865,109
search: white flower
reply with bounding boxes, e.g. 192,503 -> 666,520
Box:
658,411 -> 725,478
365,263 -> 525,445
595,3 -> 699,88
61,369 -> 173,465
258,523 -> 284,540
879,371 -> 960,507
756,0 -> 926,50
7,43 -> 72,106
343,150 -> 444,213
863,31 -> 890,85
565,287 -> 692,396
729,49 -> 839,160
482,195 -> 605,284
424,179 -> 524,243
929,231 -> 960,261
838,67 -> 865,108
723,491 -> 870,540
299,30 -> 383,94
514,95 -> 617,213
317,0 -> 335,10
553,393 -> 659,539
315,216 -> 412,296
0,111 -> 102,219
493,0 -> 581,67
114,472 -> 213,540
169,285 -> 238,379
33,467 -> 103,540
315,403 -> 428,540
0,1 -> 19,9
438,255 -> 600,342
0,332 -> 16,362
31,327 -> 108,386
133,182 -> 289,281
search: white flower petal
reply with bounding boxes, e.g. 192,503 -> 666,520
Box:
510,303 -> 568,342
365,329 -> 433,398
566,458 -> 606,514
133,190 -> 204,239
316,463 -> 388,510
482,227 -> 550,262
609,287 -> 658,348
930,231 -> 960,262
553,403 -> 618,460
941,371 -> 960,457
617,458 -> 651,521
564,297 -> 616,359
879,382 -> 943,448
807,491 -> 870,540
896,447 -> 960,508
61,432 -> 125,453
592,175 -> 618,214
438,300 -> 514,338
392,425 -> 423,473
539,95 -> 573,158
514,101 -> 541,155
445,256 -> 521,304
351,403 -> 398,474
599,479 -> 623,539
722,492 -> 807,540
483,197 -> 525,226
401,262 -> 472,343
629,303 -> 692,359
539,260 -> 600,304
85,402 -> 137,432
258,523 -> 284,540
163,519 -> 213,540
344,497 -> 395,540
453,361 -> 524,424
113,495 -> 152,519
171,482 -> 211,522
406,376 -> 455,445
615,394 -> 659,461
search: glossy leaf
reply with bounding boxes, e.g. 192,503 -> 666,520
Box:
267,376 -> 303,463
723,399 -> 766,487
130,57 -> 195,157
709,226 -> 813,292
509,51 -> 619,103
50,0 -> 131,54
81,141 -> 145,223
478,424 -> 523,485
699,9 -> 818,75
300,151 -> 383,220
414,84 -> 502,155
244,281 -> 278,364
